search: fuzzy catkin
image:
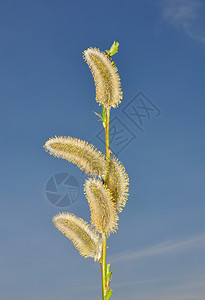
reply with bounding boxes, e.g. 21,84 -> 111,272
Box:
84,178 -> 119,235
83,47 -> 123,108
106,156 -> 129,213
44,136 -> 107,176
53,212 -> 102,261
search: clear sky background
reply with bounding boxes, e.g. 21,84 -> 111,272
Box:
0,0 -> 205,299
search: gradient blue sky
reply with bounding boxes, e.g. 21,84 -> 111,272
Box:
1,0 -> 205,299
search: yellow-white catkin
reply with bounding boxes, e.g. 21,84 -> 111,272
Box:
53,212 -> 102,261
84,178 -> 119,235
83,47 -> 123,108
44,136 -> 107,176
106,156 -> 129,213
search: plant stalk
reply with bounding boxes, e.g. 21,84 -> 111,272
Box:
101,106 -> 111,299
101,232 -> 107,299
105,107 -> 110,159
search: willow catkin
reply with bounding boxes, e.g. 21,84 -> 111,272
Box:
53,212 -> 102,261
106,156 -> 129,213
83,47 -> 123,108
44,136 -> 107,176
84,178 -> 118,235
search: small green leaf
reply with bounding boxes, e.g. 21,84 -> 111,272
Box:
93,111 -> 103,121
102,106 -> 107,122
105,289 -> 113,300
106,273 -> 111,284
106,263 -> 114,285
97,296 -> 101,300
106,263 -> 111,274
106,263 -> 111,281
102,106 -> 107,128
105,41 -> 119,57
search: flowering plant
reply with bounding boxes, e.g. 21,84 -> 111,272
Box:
44,41 -> 129,300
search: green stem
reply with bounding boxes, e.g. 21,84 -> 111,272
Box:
101,106 -> 111,299
101,232 -> 107,299
105,107 -> 110,160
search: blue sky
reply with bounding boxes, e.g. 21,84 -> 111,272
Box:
0,0 -> 205,299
